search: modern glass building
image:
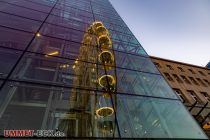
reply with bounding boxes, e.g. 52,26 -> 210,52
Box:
0,0 -> 207,139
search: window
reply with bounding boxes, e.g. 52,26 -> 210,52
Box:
166,65 -> 173,70
163,73 -> 174,81
203,79 -> 210,86
154,62 -> 161,68
198,71 -> 205,76
173,88 -> 185,102
188,69 -> 195,74
189,77 -> 199,85
177,67 -> 184,72
196,78 -> 207,87
201,92 -> 210,102
172,74 -> 183,83
187,90 -> 198,102
181,75 -> 191,84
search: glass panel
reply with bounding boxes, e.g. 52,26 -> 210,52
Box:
110,30 -> 139,45
115,51 -> 159,74
28,36 -> 81,59
94,14 -> 127,28
0,80 -> 3,87
56,1 -> 91,12
0,2 -> 48,21
27,0 -> 55,7
11,52 -> 99,89
113,40 -> 147,56
40,23 -> 85,42
0,27 -> 33,50
115,68 -> 177,99
0,48 -> 22,78
51,8 -> 93,24
104,22 -> 132,35
116,95 -> 207,138
0,82 -> 119,138
0,12 -> 42,32
0,0 -> 52,13
52,6 -> 93,18
46,15 -> 90,32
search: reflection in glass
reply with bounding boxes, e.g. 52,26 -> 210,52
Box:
0,82 -> 118,137
0,2 -> 48,21
0,27 -> 33,50
0,48 -> 22,78
116,95 -> 206,138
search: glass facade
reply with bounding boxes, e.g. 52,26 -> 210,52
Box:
0,0 -> 207,138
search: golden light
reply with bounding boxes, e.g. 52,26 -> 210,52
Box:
91,68 -> 95,72
99,51 -> 114,64
45,51 -> 59,57
92,21 -> 103,29
95,26 -> 108,37
36,33 -> 41,37
96,107 -> 114,117
98,35 -> 112,49
75,59 -> 78,64
60,64 -> 70,68
98,75 -> 115,89
203,122 -> 210,129
72,65 -> 76,69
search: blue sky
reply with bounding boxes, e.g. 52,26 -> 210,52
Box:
109,0 -> 210,66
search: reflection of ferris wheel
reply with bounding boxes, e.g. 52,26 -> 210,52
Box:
58,21 -> 117,137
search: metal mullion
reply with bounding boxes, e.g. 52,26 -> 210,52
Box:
4,78 -> 181,102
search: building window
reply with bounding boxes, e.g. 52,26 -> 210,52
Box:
187,90 -> 198,102
177,67 -> 184,72
154,62 -> 161,68
201,92 -> 210,102
203,79 -> 210,86
173,88 -> 185,102
181,75 -> 191,84
196,78 -> 207,87
163,73 -> 174,81
166,65 -> 173,70
188,69 -> 195,74
172,74 -> 183,83
198,71 -> 205,76
189,77 -> 199,85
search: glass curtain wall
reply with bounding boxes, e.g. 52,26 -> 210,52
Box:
0,0 -> 207,138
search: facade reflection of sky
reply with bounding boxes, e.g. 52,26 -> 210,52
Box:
110,0 -> 210,66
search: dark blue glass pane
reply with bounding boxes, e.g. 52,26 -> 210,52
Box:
0,48 -> 22,78
0,2 -> 48,21
0,12 -> 42,32
0,27 -> 33,50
